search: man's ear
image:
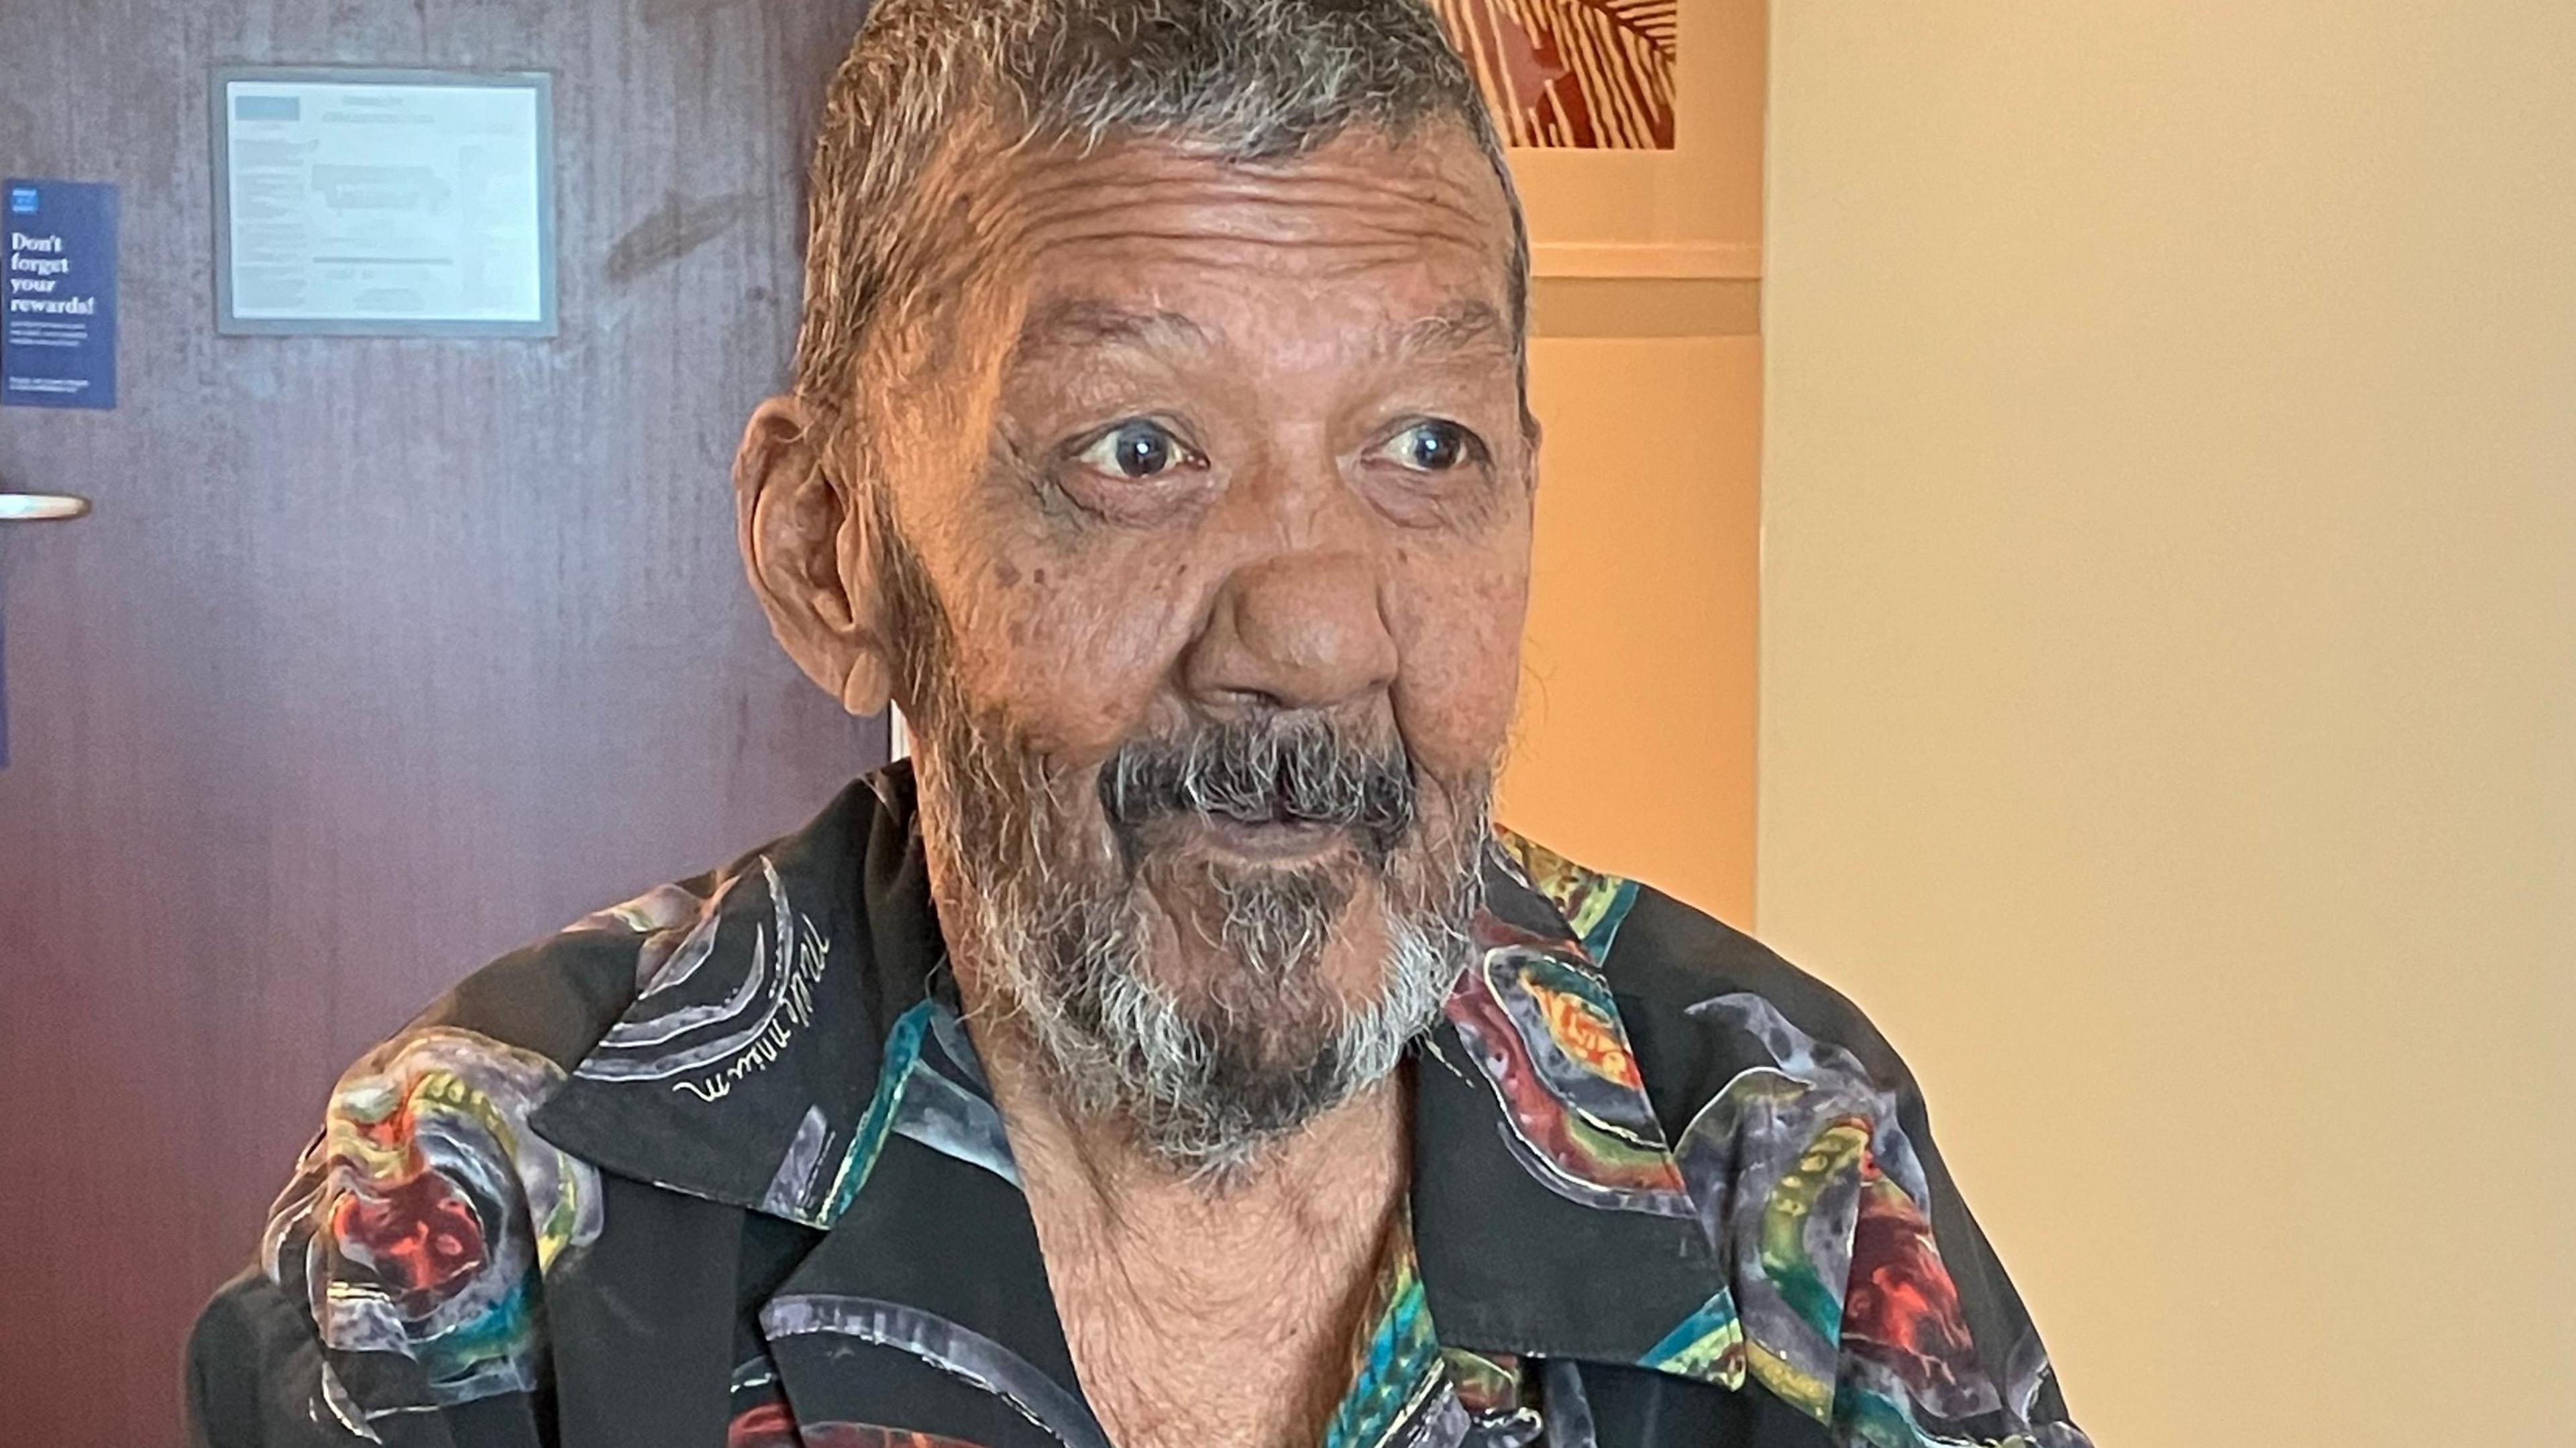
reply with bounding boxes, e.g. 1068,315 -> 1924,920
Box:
733,396 -> 894,718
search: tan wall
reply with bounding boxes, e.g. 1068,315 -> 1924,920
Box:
1761,5 -> 2576,1445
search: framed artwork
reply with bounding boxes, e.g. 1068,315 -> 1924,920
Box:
1432,0 -> 1763,279
1431,0 -> 1679,149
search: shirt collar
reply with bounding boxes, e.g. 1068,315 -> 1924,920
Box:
1409,841 -> 1736,1370
529,767 -> 945,1227
530,765 -> 1737,1382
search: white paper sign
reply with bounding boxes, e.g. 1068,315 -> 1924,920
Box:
217,72 -> 553,334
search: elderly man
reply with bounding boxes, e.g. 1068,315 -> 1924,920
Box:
189,3 -> 2088,1446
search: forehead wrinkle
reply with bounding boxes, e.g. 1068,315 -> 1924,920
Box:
958,135 -> 1523,405
994,137 -> 1507,254
1387,299 -> 1509,362
1010,298 -> 1214,368
1026,186 -> 1499,260
1002,293 -> 1514,406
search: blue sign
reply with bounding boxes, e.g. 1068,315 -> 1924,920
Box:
3,179 -> 118,410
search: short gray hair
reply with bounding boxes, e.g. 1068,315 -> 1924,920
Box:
791,0 -> 1527,441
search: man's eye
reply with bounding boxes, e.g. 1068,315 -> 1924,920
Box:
1377,421 -> 1481,473
1073,421 -> 1200,480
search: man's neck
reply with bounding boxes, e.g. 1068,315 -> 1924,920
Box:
959,994 -> 1412,1448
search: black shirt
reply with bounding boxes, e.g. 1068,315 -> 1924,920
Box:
188,765 -> 2088,1448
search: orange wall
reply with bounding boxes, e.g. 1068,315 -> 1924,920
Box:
1493,0 -> 1768,928
1500,321 -> 1761,925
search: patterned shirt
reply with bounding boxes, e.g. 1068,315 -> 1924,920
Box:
188,765 -> 2090,1448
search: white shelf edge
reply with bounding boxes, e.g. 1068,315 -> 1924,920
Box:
1531,241 -> 1762,280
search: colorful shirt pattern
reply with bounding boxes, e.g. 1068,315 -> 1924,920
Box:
189,767 -> 2090,1448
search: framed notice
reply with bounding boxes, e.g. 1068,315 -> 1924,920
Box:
211,68 -> 556,337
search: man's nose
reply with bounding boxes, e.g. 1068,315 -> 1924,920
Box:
1181,548 -> 1399,714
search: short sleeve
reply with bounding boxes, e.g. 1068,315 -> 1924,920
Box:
189,1025 -> 603,1447
1671,990 -> 2090,1447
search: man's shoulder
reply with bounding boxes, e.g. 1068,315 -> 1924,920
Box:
189,819 -> 826,1439
1493,829 -> 1919,1134
1491,834 -> 2092,1447
195,890 -> 695,1419
409,771 -> 909,1074
185,922 -> 646,1441
414,874 -> 716,1068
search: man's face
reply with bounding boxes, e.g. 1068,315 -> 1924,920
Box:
805,125 -> 1532,1167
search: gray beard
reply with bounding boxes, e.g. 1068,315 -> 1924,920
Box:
870,497 -> 1488,1176
914,708 -> 1487,1178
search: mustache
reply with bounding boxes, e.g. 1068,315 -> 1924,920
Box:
1097,715 -> 1417,865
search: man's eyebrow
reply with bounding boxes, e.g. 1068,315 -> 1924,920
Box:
1391,299 -> 1511,359
1010,299 -> 1214,359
